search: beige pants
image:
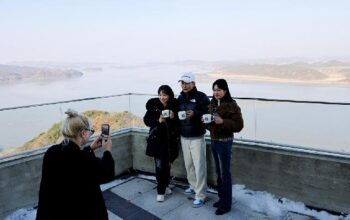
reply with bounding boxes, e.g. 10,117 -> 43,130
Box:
181,136 -> 207,200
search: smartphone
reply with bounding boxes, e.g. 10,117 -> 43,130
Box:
101,124 -> 110,137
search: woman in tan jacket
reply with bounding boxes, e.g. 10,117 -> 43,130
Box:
205,79 -> 244,215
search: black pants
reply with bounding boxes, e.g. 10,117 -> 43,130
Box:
154,157 -> 171,194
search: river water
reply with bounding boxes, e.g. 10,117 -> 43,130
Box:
1,64 -> 349,152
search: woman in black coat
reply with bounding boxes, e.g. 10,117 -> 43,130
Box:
143,85 -> 180,202
36,109 -> 115,220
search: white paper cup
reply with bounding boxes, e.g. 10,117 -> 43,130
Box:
162,109 -> 170,118
178,111 -> 186,120
203,114 -> 213,123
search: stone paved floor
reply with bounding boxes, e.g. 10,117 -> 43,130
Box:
5,175 -> 341,220
104,177 -> 315,220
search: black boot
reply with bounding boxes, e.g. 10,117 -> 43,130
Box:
213,201 -> 220,208
215,207 -> 231,215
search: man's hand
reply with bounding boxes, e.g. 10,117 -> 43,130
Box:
186,110 -> 194,119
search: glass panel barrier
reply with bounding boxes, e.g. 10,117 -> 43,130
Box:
253,100 -> 350,153
1,93 -> 349,157
129,94 -> 156,127
234,99 -> 256,141
1,104 -> 62,153
0,95 -> 133,156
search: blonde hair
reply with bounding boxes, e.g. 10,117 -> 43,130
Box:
61,109 -> 91,138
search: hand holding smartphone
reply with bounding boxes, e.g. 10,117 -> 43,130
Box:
101,124 -> 110,140
90,124 -> 111,150
101,124 -> 112,151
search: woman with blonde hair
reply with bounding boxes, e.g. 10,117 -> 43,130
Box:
36,109 -> 115,220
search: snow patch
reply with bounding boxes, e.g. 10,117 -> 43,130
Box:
233,184 -> 340,220
5,208 -> 36,220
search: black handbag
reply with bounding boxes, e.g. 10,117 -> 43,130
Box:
146,127 -> 161,157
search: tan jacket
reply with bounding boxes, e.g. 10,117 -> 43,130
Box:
207,100 -> 244,140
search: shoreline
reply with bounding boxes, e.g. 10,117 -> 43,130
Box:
196,72 -> 350,88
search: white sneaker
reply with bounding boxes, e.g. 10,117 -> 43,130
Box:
165,187 -> 172,195
184,187 -> 195,194
157,194 -> 165,202
192,199 -> 205,208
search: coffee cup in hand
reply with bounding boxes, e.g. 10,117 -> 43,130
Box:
203,114 -> 213,124
178,111 -> 186,120
162,109 -> 170,118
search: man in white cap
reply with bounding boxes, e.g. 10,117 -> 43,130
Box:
177,72 -> 210,208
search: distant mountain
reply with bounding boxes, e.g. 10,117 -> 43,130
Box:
338,69 -> 350,83
312,60 -> 350,67
339,68 -> 350,75
0,64 -> 83,83
197,61 -> 350,85
0,110 -> 145,156
217,63 -> 327,80
83,67 -> 103,72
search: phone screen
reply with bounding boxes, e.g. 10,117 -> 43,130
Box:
101,124 -> 110,136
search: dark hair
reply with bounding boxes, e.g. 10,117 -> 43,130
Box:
158,85 -> 174,100
212,79 -> 233,102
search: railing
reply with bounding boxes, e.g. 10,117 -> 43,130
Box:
0,93 -> 349,157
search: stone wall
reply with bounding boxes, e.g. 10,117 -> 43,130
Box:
131,131 -> 350,214
1,130 -> 350,218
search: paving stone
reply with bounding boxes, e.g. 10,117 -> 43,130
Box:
110,178 -> 156,201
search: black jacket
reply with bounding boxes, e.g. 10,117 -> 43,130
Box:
177,87 -> 210,137
143,98 -> 180,162
36,140 -> 115,220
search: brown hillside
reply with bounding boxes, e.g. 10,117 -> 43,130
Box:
0,110 -> 145,156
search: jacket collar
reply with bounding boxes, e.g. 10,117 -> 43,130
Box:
146,97 -> 176,111
180,87 -> 198,99
61,139 -> 81,150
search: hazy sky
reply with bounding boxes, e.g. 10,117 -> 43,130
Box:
1,0 -> 349,64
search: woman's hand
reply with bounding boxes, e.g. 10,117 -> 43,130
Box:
159,115 -> 165,123
102,136 -> 112,152
169,111 -> 175,119
213,115 -> 224,124
90,136 -> 102,150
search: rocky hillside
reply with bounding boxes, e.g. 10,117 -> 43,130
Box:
0,64 -> 83,83
1,110 -> 145,155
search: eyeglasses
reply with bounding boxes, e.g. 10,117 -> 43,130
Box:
85,128 -> 95,134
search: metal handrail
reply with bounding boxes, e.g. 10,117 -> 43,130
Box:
0,128 -> 133,161
1,93 -> 350,112
2,127 -> 350,161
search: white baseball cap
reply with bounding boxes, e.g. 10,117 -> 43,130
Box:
178,72 -> 195,83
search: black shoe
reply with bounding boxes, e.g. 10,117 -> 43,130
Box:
213,201 -> 220,208
215,208 -> 231,215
